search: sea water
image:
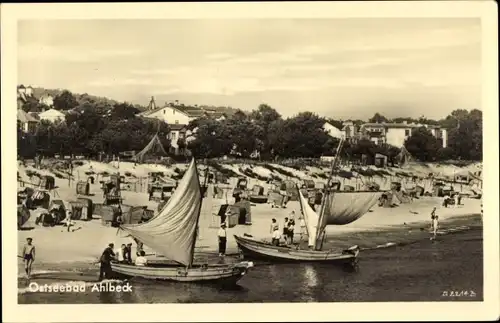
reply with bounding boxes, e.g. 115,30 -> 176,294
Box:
18,221 -> 483,303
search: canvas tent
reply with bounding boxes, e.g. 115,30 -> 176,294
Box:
396,146 -> 413,167
132,134 -> 168,163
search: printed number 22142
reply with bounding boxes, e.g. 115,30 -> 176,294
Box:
442,290 -> 476,297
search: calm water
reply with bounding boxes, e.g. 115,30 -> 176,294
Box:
19,226 -> 483,303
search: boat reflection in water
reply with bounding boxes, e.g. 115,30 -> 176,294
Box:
301,264 -> 319,302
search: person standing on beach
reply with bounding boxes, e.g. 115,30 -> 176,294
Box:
287,216 -> 296,245
283,217 -> 289,244
270,218 -> 280,246
99,243 -> 116,281
124,243 -> 133,264
116,244 -> 126,263
217,222 -> 227,257
21,238 -> 35,279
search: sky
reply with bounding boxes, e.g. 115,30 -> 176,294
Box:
18,18 -> 481,120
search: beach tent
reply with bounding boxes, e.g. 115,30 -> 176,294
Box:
395,146 -> 413,167
39,175 -> 55,190
122,206 -> 147,225
279,180 -> 299,201
303,180 -> 315,189
132,133 -> 168,163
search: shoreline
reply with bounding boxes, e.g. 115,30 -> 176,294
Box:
19,213 -> 481,274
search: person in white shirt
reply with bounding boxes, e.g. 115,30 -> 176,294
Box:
135,251 -> 148,266
218,222 -> 227,256
270,218 -> 281,246
272,228 -> 281,246
115,244 -> 126,263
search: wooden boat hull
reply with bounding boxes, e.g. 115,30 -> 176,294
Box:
234,235 -> 359,264
110,261 -> 254,285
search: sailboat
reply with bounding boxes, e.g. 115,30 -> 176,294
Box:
111,159 -> 254,284
234,137 -> 382,265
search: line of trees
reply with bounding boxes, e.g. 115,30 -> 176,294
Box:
17,89 -> 483,163
18,90 -> 170,159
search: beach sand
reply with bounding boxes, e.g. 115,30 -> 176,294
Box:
17,160 -> 482,270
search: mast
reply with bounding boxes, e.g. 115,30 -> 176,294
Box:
314,136 -> 345,251
187,158 -> 210,268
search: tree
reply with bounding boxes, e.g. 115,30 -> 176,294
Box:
249,104 -> 283,159
186,118 -> 232,159
368,113 -> 389,123
53,90 -> 79,111
110,102 -> 140,120
440,109 -> 482,161
274,112 -> 330,158
21,96 -> 44,113
404,127 -> 441,162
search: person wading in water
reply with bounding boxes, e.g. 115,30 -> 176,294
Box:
99,243 -> 116,281
430,207 -> 439,240
21,238 -> 36,279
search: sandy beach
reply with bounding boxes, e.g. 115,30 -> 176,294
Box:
17,159 -> 482,269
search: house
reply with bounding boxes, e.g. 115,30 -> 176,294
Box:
341,121 -> 358,141
361,152 -> 387,167
39,94 -> 54,107
139,102 -> 215,125
17,109 -> 39,133
167,124 -> 188,155
359,121 -> 448,148
39,108 -> 65,123
17,84 -> 34,98
25,85 -> 34,97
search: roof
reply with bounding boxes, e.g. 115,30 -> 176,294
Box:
17,109 -> 39,123
361,122 -> 442,129
173,105 -> 206,117
140,104 -> 207,118
28,112 -> 41,120
39,108 -> 65,117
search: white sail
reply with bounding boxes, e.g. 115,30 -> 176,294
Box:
314,191 -> 382,248
298,189 -> 319,247
120,159 -> 202,267
322,191 -> 382,226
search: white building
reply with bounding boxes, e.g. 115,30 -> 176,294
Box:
39,108 -> 65,123
39,94 -> 54,107
25,85 -> 34,97
341,120 -> 358,140
359,121 -> 448,148
139,104 -> 205,125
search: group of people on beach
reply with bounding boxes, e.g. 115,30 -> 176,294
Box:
98,241 -> 148,281
269,210 -> 307,246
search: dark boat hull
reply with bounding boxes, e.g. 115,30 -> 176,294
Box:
234,235 -> 359,264
111,261 -> 254,285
